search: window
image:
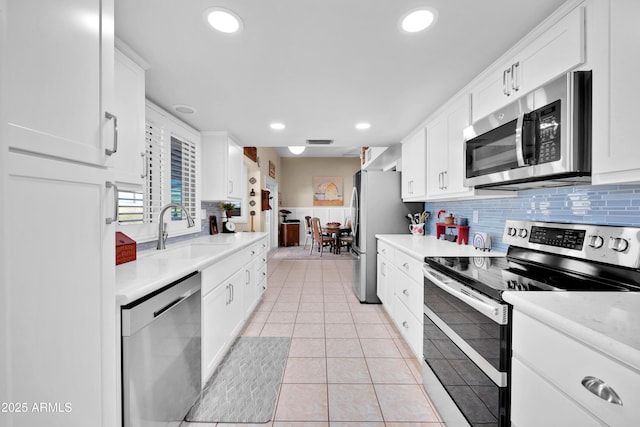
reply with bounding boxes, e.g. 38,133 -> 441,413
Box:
170,135 -> 197,222
117,190 -> 144,224
145,118 -> 165,224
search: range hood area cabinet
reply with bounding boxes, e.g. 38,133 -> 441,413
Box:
201,132 -> 243,201
401,128 -> 428,201
471,5 -> 585,123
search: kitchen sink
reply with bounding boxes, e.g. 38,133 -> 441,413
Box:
147,243 -> 231,260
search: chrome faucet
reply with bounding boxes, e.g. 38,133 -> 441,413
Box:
157,203 -> 196,250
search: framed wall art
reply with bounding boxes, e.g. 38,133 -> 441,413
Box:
313,176 -> 343,206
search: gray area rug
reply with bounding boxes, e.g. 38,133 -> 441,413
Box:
185,336 -> 290,423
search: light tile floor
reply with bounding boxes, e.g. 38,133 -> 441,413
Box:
182,255 -> 444,427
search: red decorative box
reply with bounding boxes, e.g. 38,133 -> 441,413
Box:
116,232 -> 136,265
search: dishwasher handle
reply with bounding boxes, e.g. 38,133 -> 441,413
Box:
153,296 -> 185,318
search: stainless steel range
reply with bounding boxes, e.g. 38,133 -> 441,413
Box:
422,220 -> 640,427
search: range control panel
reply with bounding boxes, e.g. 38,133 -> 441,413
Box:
503,220 -> 640,269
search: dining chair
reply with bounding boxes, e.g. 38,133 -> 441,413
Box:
303,216 -> 313,249
338,218 -> 353,254
310,217 -> 334,256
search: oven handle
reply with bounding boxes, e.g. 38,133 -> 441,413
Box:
515,112 -> 526,167
423,266 -> 508,325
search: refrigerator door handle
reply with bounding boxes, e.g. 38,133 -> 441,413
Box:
350,186 -> 359,239
350,248 -> 360,260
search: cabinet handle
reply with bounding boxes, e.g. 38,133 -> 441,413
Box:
511,62 -> 520,92
246,269 -> 250,285
381,262 -> 386,276
503,68 -> 512,96
231,283 -> 234,302
105,181 -> 119,224
402,289 -> 409,296
104,111 -> 118,155
140,151 -> 149,178
581,376 -> 623,405
225,284 -> 230,305
443,171 -> 447,189
403,262 -> 409,269
402,321 -> 409,329
251,250 -> 256,256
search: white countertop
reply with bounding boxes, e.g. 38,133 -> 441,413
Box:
503,291 -> 640,370
116,232 -> 268,306
376,234 -> 506,260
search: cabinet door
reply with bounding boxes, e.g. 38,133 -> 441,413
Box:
517,6 -> 585,98
377,256 -> 388,305
426,116 -> 447,196
592,0 -> 640,184
443,95 -> 472,196
113,50 -> 146,188
227,269 -> 246,338
4,153 -> 116,427
401,129 -> 427,200
227,136 -> 243,199
202,282 -> 230,383
5,0 -> 115,166
471,59 -> 513,123
243,259 -> 259,318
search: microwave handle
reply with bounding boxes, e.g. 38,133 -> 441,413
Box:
515,112 -> 526,166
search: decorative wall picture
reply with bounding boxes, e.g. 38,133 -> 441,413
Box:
269,160 -> 276,179
313,176 -> 343,206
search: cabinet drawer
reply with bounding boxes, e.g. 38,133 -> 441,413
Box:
394,250 -> 423,283
202,254 -> 245,295
377,240 -> 395,258
256,238 -> 268,255
513,311 -> 640,426
394,271 -> 423,321
511,357 -> 602,427
393,295 -> 423,358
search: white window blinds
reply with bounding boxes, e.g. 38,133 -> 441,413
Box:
145,119 -> 166,224
170,135 -> 197,222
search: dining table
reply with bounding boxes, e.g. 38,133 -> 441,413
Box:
323,223 -> 352,254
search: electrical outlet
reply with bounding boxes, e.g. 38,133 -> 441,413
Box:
473,210 -> 479,224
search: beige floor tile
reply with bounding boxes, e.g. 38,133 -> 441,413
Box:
299,302 -> 325,312
328,384 -> 383,422
330,423 -> 384,427
384,322 -> 401,338
351,311 -> 384,324
324,312 -> 353,324
273,302 -> 300,312
283,358 -> 327,383
267,311 -> 298,323
273,423 -> 329,427
240,321 -> 264,336
355,323 -> 391,339
277,294 -> 302,303
374,384 -> 440,422
394,338 -> 415,359
260,323 -> 294,337
300,294 -> 324,303
324,302 -> 350,312
325,323 -> 358,339
288,338 -> 326,358
275,384 -> 328,422
293,323 -> 326,338
296,311 -> 325,324
326,358 -> 371,384
323,294 -> 347,303
256,300 -> 276,312
360,339 -> 403,358
366,358 -> 417,384
325,338 -> 364,358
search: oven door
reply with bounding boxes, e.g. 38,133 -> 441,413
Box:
423,265 -> 511,427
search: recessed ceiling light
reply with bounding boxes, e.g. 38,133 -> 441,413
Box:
355,122 -> 371,130
270,123 -> 286,130
204,8 -> 243,33
288,146 -> 305,155
172,104 -> 197,114
401,8 -> 437,33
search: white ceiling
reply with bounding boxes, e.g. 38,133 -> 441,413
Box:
115,0 -> 565,157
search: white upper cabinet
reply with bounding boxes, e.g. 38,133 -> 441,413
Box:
201,132 -> 244,201
5,0 -> 115,166
113,48 -> 146,188
471,5 -> 585,122
425,95 -> 474,199
591,0 -> 640,184
401,128 -> 427,201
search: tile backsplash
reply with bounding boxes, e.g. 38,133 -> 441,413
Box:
424,184 -> 640,253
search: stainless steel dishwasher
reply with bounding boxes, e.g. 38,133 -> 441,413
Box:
121,271 -> 201,427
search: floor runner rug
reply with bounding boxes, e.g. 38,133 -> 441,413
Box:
185,336 -> 290,423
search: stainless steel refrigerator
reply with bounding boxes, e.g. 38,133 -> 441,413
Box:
349,170 -> 421,303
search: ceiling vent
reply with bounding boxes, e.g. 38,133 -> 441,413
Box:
306,139 -> 334,145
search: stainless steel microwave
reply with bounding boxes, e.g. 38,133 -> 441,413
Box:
463,71 -> 591,190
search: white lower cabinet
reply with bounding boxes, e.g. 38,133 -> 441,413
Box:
511,310 -> 640,427
201,237 -> 268,383
377,239 -> 423,359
